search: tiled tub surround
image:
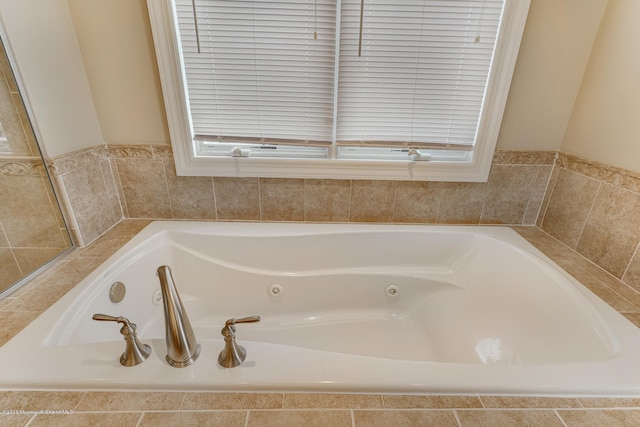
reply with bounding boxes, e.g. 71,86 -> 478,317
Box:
47,146 -> 122,247
48,145 -> 556,247
540,152 -> 640,302
21,147 -> 639,423
1,221 -> 640,426
48,146 -> 640,299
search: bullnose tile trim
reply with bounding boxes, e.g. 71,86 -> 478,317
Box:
48,146 -> 109,176
108,144 -> 155,159
492,150 -> 557,165
0,157 -> 46,176
151,145 -> 174,158
557,152 -> 640,194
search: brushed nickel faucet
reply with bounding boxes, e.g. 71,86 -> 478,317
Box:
157,265 -> 201,368
92,314 -> 151,366
218,316 -> 261,368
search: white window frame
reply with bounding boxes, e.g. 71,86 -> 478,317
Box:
147,0 -> 530,182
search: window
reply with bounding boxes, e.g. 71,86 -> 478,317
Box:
148,0 -> 530,181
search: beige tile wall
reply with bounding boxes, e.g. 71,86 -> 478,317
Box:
49,145 -> 640,296
540,152 -> 640,295
2,147 -> 637,425
49,145 -> 640,294
48,146 -> 122,246
50,145 -> 557,247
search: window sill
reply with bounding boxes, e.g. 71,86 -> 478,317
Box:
173,152 -> 492,182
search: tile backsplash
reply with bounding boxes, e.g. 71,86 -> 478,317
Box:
48,145 -> 557,246
48,145 -> 640,295
540,152 -> 640,294
48,146 -> 122,246
2,148 -> 636,426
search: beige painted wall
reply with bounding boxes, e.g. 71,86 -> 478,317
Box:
0,0 -> 619,163
67,0 -> 169,145
496,0 -> 607,151
64,0 -> 608,153
561,0 -> 640,172
0,0 -> 103,157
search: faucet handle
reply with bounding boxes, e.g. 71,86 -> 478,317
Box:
224,316 -> 261,329
93,313 -> 130,326
92,313 -> 151,366
218,315 -> 260,368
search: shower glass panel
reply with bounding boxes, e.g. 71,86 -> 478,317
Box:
0,39 -> 72,295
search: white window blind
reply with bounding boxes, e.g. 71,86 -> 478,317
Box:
337,0 -> 503,151
177,0 -> 503,154
176,0 -> 337,147
148,0 -> 529,180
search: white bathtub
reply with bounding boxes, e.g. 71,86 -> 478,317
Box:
1,221 -> 639,395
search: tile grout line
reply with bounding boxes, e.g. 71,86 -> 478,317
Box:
433,182 -> 443,225
160,159 -> 175,220
22,414 -> 37,427
258,178 -> 263,221
453,409 -> 463,427
303,179 -> 307,222
390,180 -> 399,223
67,409 -> 256,414
211,177 -> 219,221
477,171 -> 491,225
621,241 -> 640,285
178,392 -> 188,410
71,391 -> 89,413
61,407 -> 630,413
554,409 -> 569,427
347,180 -> 353,222
8,246 -> 24,277
110,157 -> 129,221
477,395 -> 486,408
534,222 -> 639,300
573,178 -> 602,251
100,155 -> 123,226
135,412 -> 145,427
521,165 -> 541,225
537,169 -> 558,229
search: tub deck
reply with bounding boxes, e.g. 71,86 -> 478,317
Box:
0,221 -> 639,425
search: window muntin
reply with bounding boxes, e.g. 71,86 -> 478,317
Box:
148,0 -> 530,181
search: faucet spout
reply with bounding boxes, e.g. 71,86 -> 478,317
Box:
157,265 -> 200,368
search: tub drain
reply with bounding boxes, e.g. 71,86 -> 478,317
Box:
109,282 -> 126,303
385,285 -> 400,297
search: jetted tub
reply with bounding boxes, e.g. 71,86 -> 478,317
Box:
1,221 -> 639,395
